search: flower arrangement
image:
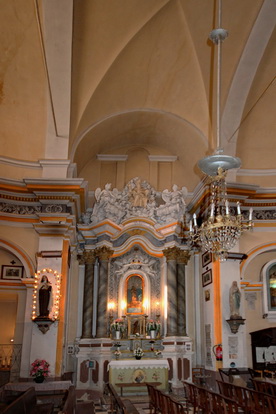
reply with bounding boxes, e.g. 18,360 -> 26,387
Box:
146,319 -> 160,332
152,371 -> 160,381
30,359 -> 50,379
114,350 -> 121,357
111,318 -> 125,332
154,350 -> 162,357
133,347 -> 144,358
117,372 -> 125,381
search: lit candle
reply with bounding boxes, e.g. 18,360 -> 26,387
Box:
225,200 -> 229,215
210,203 -> 214,217
193,213 -> 197,226
249,207 -> 253,221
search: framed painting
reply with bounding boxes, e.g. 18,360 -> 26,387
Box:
127,316 -> 145,337
202,251 -> 212,267
1,265 -> 24,280
126,274 -> 144,314
202,269 -> 212,287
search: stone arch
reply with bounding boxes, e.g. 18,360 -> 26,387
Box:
0,238 -> 35,278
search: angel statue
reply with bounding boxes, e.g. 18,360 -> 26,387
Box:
156,184 -> 187,222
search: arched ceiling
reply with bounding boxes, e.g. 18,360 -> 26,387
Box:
0,0 -> 275,191
70,0 -> 275,187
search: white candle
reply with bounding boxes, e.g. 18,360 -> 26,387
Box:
237,202 -> 241,215
189,220 -> 193,232
210,203 -> 214,217
249,207 -> 253,221
225,200 -> 229,215
193,213 -> 197,226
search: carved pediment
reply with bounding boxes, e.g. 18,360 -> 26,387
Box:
80,177 -> 187,226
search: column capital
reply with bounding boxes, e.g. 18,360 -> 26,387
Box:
177,250 -> 190,265
95,246 -> 114,261
78,250 -> 97,265
163,246 -> 190,264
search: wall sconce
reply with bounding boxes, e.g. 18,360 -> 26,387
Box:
226,316 -> 246,334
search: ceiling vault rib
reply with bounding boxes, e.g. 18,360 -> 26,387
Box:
34,0 -> 59,137
227,75 -> 276,144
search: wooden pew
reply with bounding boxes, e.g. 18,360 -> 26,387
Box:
59,386 -> 95,414
217,379 -> 276,414
106,383 -> 140,414
1,387 -> 54,414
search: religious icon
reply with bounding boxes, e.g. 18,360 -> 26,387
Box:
126,275 -> 143,314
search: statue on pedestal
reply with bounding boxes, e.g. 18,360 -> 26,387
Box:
38,275 -> 52,318
229,281 -> 241,318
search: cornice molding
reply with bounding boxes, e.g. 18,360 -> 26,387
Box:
238,169 -> 276,177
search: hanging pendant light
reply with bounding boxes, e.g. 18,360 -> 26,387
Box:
189,0 -> 253,261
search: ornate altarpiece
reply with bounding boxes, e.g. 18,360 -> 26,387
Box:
75,178 -> 192,392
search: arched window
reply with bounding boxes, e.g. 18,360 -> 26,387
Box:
266,263 -> 276,310
262,260 -> 276,320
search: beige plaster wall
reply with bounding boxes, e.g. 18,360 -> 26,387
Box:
79,145 -> 194,192
0,296 -> 17,344
0,226 -> 39,274
0,1 -> 47,162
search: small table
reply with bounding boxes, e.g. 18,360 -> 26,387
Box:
4,381 -> 72,392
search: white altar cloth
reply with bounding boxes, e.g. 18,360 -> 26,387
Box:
108,359 -> 169,395
108,359 -> 169,370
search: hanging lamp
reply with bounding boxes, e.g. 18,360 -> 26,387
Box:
189,0 -> 253,261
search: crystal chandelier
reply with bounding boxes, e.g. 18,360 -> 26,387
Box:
189,166 -> 253,261
188,1 -> 253,262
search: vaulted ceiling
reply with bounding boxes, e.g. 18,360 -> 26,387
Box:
0,0 -> 275,191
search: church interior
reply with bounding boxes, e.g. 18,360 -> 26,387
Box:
0,0 -> 275,412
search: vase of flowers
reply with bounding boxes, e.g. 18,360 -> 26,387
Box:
146,319 -> 160,338
114,350 -> 121,360
30,359 -> 50,383
111,318 -> 125,339
133,347 -> 144,360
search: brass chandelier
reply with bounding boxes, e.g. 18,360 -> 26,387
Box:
189,165 -> 253,261
188,0 -> 253,262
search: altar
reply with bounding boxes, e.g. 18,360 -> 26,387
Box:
108,359 -> 169,395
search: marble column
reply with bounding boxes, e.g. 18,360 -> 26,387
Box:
163,247 -> 178,336
79,251 -> 96,339
95,246 -> 114,338
177,251 -> 190,336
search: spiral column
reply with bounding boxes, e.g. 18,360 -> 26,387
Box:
79,251 -> 96,339
177,250 -> 190,336
163,247 -> 178,336
95,246 -> 114,338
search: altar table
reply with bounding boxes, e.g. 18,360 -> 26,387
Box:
108,359 -> 169,395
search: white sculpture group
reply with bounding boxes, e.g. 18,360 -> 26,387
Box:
81,177 -> 187,225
